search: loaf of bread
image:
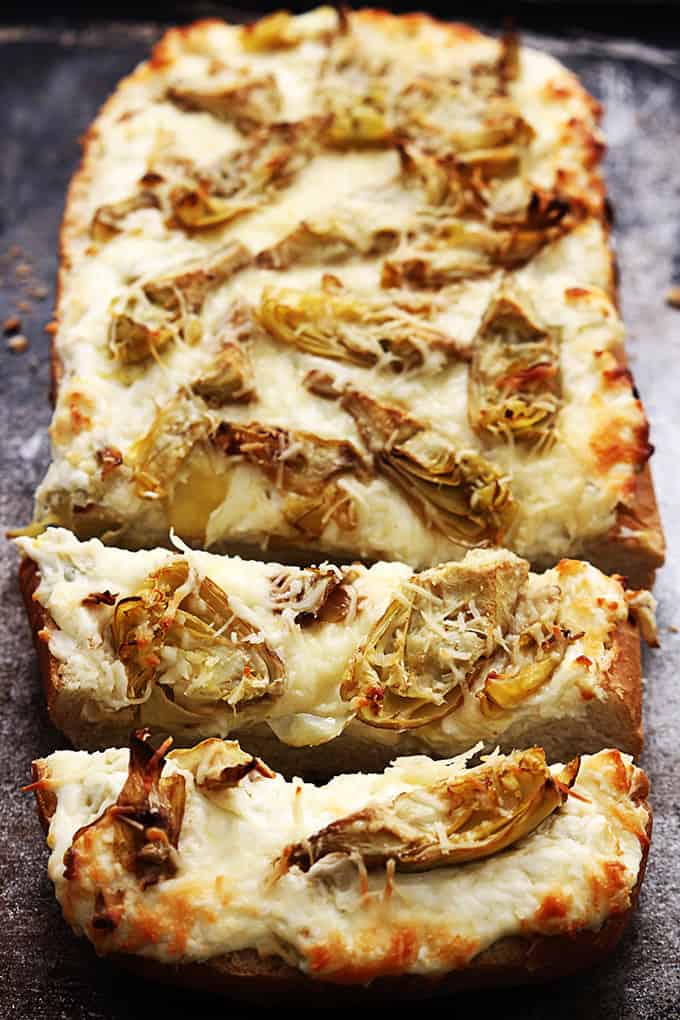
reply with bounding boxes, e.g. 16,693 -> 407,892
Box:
31,731 -> 651,998
22,6 -> 664,586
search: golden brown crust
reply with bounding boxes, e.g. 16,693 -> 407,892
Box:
19,557 -> 64,723
30,758 -> 652,999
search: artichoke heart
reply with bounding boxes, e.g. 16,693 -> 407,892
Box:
90,191 -> 160,242
192,342 -> 255,405
64,730 -> 185,892
342,389 -> 514,545
256,213 -> 399,270
128,393 -> 215,500
169,119 -> 324,231
269,565 -> 353,626
213,422 -> 368,537
283,748 -> 579,873
109,242 -> 250,366
111,559 -> 284,707
381,216 -> 548,290
469,294 -> 562,445
167,69 -> 282,131
257,283 -> 465,371
478,626 -> 573,714
170,738 -> 275,790
341,556 -> 527,729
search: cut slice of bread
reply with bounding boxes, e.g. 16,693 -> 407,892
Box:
31,735 -> 651,998
18,528 -> 655,770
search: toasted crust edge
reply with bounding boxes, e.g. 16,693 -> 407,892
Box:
30,755 -> 651,1000
19,556 -> 644,760
41,10 -> 664,582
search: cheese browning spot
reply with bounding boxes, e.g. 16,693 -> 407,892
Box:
282,748 -> 579,873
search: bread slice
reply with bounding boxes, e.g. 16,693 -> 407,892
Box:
18,528 -> 656,769
22,7 -> 663,587
31,734 -> 651,998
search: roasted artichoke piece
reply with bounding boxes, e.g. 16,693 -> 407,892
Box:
109,242 -> 251,365
257,282 -> 466,371
90,192 -> 160,242
323,83 -> 392,147
169,119 -> 324,231
269,565 -> 353,626
468,295 -> 562,446
170,739 -> 275,789
256,213 -> 399,270
111,559 -> 285,707
395,75 -> 531,171
64,730 -> 185,892
342,556 -> 527,728
381,216 -> 549,290
213,421 -> 368,538
283,748 -> 579,873
240,10 -> 309,50
342,390 -> 514,545
167,69 -> 282,131
128,393 -> 215,499
478,626 -> 573,714
191,342 -> 256,405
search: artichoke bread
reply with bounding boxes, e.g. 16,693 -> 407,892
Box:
18,528 -> 656,767
28,6 -> 664,584
30,731 -> 651,997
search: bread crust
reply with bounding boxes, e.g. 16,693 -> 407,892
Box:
30,757 -> 652,999
19,556 -> 645,763
39,9 -> 664,583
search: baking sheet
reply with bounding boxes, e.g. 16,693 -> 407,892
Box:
0,9 -> 678,1019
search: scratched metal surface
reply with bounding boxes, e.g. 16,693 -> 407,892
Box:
0,9 -> 679,1020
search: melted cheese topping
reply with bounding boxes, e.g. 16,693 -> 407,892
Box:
19,528 -> 635,752
32,8 -> 649,567
40,745 -> 649,978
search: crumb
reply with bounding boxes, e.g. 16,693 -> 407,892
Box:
16,300 -> 32,313
666,287 -> 680,309
3,315 -> 21,334
30,286 -> 48,300
15,262 -> 31,279
668,625 -> 678,634
44,321 -> 58,336
7,334 -> 29,353
9,244 -> 22,258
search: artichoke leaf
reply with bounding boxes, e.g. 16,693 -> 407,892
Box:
90,192 -> 160,242
256,214 -> 399,270
170,738 -> 275,790
64,729 -> 185,892
283,748 -> 579,874
478,627 -> 573,714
